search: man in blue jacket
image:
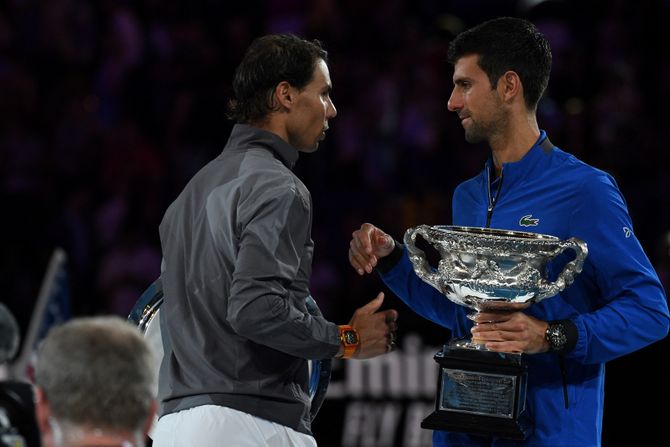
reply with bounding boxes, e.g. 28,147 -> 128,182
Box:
348,17 -> 669,447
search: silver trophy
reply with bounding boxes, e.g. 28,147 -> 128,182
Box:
403,225 -> 587,439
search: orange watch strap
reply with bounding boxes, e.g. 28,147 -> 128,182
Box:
338,325 -> 359,359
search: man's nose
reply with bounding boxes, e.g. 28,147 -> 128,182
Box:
327,98 -> 337,119
447,90 -> 461,112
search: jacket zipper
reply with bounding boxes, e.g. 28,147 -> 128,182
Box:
559,355 -> 569,408
486,165 -> 503,228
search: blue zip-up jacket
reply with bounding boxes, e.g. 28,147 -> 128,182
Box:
380,131 -> 669,446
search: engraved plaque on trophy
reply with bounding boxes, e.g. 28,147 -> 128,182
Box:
403,225 -> 587,439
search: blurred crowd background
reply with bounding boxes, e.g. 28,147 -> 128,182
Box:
1,0 -> 668,445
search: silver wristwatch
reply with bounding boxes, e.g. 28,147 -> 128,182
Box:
545,321 -> 568,352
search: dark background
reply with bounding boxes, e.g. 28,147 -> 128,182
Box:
1,0 -> 668,445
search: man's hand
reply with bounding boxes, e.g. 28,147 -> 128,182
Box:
349,292 -> 399,359
349,223 -> 395,275
470,311 -> 550,354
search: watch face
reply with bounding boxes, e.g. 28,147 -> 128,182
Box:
548,324 -> 567,351
343,330 -> 359,345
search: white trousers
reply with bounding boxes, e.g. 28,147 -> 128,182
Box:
151,405 -> 318,447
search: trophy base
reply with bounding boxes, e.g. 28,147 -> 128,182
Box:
421,409 -> 531,440
421,339 -> 531,440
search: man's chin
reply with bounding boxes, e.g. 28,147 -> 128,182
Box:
464,130 -> 485,144
299,142 -> 320,153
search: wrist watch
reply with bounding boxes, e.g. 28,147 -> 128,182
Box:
338,325 -> 360,359
545,321 -> 568,353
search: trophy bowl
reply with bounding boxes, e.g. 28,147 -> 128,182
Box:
403,224 -> 588,439
403,225 -> 588,313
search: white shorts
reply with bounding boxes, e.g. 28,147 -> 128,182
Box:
151,405 -> 318,447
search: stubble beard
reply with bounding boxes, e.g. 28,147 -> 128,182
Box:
464,122 -> 487,144
463,110 -> 508,145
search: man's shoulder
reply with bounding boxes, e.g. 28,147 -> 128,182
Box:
208,146 -> 296,190
453,170 -> 485,198
548,147 -> 613,186
231,149 -> 310,209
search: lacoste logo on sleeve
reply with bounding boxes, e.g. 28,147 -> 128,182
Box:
519,214 -> 539,227
623,227 -> 632,238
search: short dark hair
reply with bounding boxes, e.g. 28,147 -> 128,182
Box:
227,34 -> 328,124
447,17 -> 552,111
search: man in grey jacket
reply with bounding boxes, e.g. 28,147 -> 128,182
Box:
151,34 -> 399,446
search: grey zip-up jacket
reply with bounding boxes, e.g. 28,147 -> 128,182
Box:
157,124 -> 340,435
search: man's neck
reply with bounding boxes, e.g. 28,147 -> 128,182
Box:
70,437 -> 137,447
253,116 -> 289,146
489,114 -> 540,176
55,426 -> 141,447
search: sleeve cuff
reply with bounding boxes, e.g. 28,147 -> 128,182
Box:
559,319 -> 578,355
375,240 -> 404,274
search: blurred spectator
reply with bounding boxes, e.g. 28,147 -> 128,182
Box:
34,316 -> 156,447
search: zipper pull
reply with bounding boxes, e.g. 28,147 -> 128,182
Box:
559,355 -> 569,409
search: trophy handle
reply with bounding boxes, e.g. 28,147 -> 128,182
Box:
538,237 -> 588,299
403,225 -> 444,291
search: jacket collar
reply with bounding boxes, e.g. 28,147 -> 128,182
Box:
224,124 -> 300,170
484,130 -> 552,189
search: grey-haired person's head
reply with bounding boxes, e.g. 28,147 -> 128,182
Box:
35,316 -> 155,445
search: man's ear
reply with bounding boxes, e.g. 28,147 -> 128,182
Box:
499,70 -> 521,103
34,387 -> 51,436
274,81 -> 294,110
